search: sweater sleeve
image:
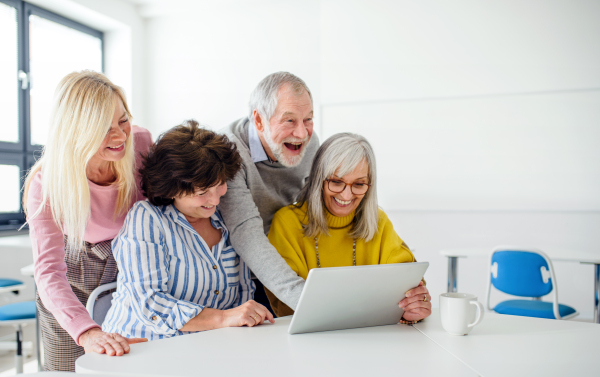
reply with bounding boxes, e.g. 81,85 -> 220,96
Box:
218,163 -> 305,310
378,210 -> 416,265
27,173 -> 100,345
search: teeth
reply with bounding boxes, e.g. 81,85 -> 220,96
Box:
334,197 -> 351,205
202,205 -> 214,209
107,143 -> 124,149
289,142 -> 301,145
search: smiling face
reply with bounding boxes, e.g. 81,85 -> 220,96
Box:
255,83 -> 314,167
323,160 -> 369,218
173,182 -> 227,221
91,96 -> 131,164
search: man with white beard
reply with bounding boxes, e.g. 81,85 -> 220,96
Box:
219,72 -> 319,314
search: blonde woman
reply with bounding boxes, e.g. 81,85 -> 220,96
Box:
23,71 -> 152,371
266,133 -> 431,321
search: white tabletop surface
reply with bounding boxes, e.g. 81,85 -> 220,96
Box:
76,315 -> 477,376
414,311 -> 600,377
20,263 -> 34,277
440,247 -> 600,264
27,373 -> 129,377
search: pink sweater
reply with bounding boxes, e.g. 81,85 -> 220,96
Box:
27,126 -> 153,344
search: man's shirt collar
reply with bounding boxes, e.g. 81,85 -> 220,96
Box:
248,121 -> 270,163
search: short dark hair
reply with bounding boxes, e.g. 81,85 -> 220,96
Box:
140,120 -> 242,206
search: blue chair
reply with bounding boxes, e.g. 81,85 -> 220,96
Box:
0,277 -> 35,374
485,246 -> 578,320
0,301 -> 36,374
0,279 -> 26,296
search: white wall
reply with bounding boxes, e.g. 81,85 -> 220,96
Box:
318,0 -> 600,319
8,0 -> 598,320
140,0 -> 600,319
143,0 -> 321,136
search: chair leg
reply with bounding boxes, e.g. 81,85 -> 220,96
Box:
16,325 -> 23,374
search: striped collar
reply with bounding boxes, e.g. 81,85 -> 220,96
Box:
163,204 -> 228,240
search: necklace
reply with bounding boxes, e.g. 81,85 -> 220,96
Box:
314,236 -> 356,268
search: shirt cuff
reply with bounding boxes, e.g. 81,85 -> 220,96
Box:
68,314 -> 102,346
154,302 -> 205,335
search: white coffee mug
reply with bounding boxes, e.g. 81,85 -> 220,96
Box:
439,293 -> 484,336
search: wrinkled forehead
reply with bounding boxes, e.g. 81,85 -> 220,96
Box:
273,85 -> 313,117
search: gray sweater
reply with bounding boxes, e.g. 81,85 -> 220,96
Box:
218,118 -> 320,309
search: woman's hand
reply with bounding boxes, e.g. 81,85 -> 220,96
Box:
221,300 -> 275,328
398,281 -> 431,322
79,328 -> 148,356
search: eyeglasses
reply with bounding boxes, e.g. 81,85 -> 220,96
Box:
325,179 -> 371,195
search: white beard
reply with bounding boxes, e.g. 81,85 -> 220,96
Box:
263,121 -> 309,168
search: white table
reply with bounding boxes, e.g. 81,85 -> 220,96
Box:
415,311 -> 600,377
76,315 -> 477,376
441,248 -> 600,323
28,373 -> 129,377
76,310 -> 600,376
20,263 -> 34,277
0,234 -> 33,251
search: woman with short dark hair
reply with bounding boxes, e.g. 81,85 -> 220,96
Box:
103,120 -> 274,339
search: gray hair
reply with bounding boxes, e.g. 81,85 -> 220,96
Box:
248,72 -> 313,121
296,133 -> 379,241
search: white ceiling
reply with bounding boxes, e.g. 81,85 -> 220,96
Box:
118,0 -> 282,17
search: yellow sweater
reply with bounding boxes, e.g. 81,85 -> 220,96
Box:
266,202 -> 416,316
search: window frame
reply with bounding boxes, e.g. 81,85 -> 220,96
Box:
0,0 -> 104,231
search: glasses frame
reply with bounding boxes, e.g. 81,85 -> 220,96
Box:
325,179 -> 371,195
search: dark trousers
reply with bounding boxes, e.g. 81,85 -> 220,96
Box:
252,278 -> 276,318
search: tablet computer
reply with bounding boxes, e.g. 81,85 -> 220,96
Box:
288,262 -> 429,334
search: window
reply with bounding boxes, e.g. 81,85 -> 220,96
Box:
0,0 -> 103,230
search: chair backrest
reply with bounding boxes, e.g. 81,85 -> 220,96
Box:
485,246 -> 562,319
86,282 -> 117,326
490,249 -> 553,297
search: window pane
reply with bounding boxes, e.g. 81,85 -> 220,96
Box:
0,164 -> 20,213
29,15 -> 102,146
0,3 -> 19,144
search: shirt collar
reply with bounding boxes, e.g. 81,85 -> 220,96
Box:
248,121 -> 270,163
164,204 -> 228,240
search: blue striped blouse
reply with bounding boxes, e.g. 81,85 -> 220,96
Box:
102,200 -> 255,340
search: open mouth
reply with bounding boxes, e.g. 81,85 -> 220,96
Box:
201,205 -> 215,209
284,142 -> 302,151
333,197 -> 352,206
107,143 -> 125,152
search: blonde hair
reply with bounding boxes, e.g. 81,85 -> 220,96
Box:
23,71 -> 137,251
296,133 -> 379,241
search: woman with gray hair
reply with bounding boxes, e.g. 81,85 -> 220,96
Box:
265,133 -> 431,322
